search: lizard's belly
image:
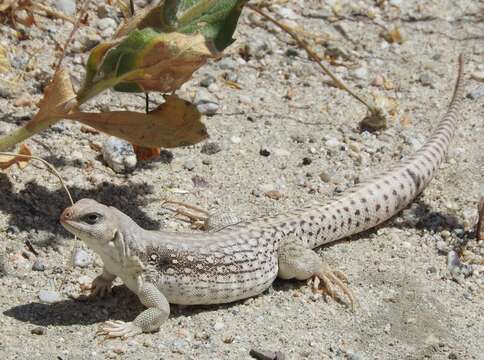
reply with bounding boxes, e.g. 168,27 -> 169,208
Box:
158,269 -> 278,305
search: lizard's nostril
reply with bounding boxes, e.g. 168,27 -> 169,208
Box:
61,208 -> 73,221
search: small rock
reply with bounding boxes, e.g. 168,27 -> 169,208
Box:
419,73 -> 434,87
32,259 -> 46,272
73,248 -> 93,268
102,137 -> 137,173
466,86 -> 484,100
202,158 -> 211,165
183,159 -> 195,171
223,335 -> 234,344
353,67 -> 368,80
427,266 -> 437,274
265,190 -> 284,200
274,6 -> 298,19
197,102 -> 219,115
96,18 -> 117,31
259,148 -> 271,157
436,240 -> 448,253
471,71 -> 484,82
38,290 -> 63,303
346,350 -> 365,360
325,138 -> 342,148
159,150 -> 174,164
55,0 -> 76,16
301,157 -> 312,165
31,327 -> 46,335
0,84 -> 13,98
218,57 -> 236,70
213,321 -> 225,331
201,142 -> 221,155
192,175 -> 208,188
230,136 -> 241,144
200,74 -> 216,87
194,89 -> 220,116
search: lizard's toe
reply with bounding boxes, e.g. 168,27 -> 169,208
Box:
97,320 -> 142,339
314,266 -> 355,310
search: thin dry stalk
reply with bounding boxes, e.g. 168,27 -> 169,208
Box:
247,4 -> 378,115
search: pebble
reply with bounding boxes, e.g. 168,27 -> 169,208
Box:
274,6 -> 299,19
244,37 -> 271,59
194,89 -> 219,116
436,240 -> 448,253
218,57 -> 236,70
301,157 -> 312,165
31,327 -> 46,335
32,259 -> 46,271
159,150 -> 174,164
230,136 -> 241,144
200,74 -> 216,87
325,138 -> 342,148
419,73 -> 434,87
0,85 -> 13,98
102,137 -> 137,173
259,148 -> 271,157
466,86 -> 484,100
353,67 -> 368,80
183,159 -> 195,171
346,350 -> 365,360
55,0 -> 76,16
96,18 -> 117,31
471,71 -> 484,82
38,290 -> 63,303
201,142 -> 221,155
73,248 -> 93,268
213,321 -> 225,331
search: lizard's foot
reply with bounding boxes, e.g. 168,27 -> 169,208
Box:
90,274 -> 113,298
313,265 -> 355,310
97,320 -> 142,339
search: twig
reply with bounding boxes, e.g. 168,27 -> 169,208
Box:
247,4 -> 377,114
55,0 -> 92,71
31,3 -> 76,24
25,240 -> 39,256
477,197 -> 484,241
0,152 -> 77,291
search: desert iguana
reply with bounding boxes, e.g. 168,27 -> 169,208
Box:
60,55 -> 465,338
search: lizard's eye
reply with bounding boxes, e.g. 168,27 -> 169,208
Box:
81,213 -> 102,225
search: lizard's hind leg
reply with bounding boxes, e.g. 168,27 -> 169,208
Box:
277,240 -> 354,309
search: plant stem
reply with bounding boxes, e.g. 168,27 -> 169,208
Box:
247,4 -> 377,114
0,118 -> 59,151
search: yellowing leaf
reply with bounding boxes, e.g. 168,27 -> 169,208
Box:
0,143 -> 31,169
77,30 -> 216,103
71,95 -> 207,148
28,68 -> 77,131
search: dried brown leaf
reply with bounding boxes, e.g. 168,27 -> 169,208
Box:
72,95 -> 207,148
0,143 -> 31,169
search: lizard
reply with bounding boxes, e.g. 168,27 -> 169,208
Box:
60,55 -> 466,338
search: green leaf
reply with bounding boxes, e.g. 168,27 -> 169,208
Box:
78,0 -> 248,103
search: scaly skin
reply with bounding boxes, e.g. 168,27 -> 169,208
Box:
60,55 -> 465,338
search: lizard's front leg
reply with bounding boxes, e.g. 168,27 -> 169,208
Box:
278,239 -> 355,308
98,283 -> 170,339
90,267 -> 116,298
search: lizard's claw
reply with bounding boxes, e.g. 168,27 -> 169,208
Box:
97,320 -> 142,339
90,275 -> 113,298
313,266 -> 355,310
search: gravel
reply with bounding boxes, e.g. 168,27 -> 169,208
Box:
0,1 -> 482,359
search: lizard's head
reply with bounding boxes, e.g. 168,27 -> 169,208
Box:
60,199 -> 118,245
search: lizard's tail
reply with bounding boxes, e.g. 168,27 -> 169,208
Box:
248,55 -> 466,249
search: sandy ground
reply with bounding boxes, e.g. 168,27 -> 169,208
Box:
0,0 -> 483,359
